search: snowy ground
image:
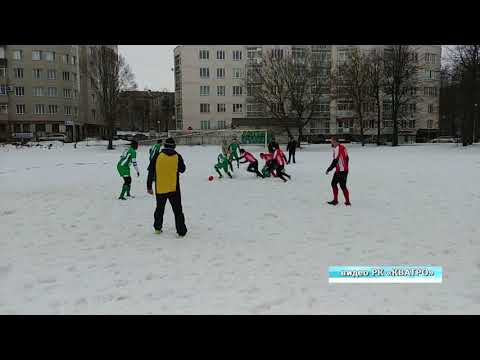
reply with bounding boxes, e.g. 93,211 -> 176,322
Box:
1,141 -> 480,314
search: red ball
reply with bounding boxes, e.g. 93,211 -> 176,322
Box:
208,176 -> 214,181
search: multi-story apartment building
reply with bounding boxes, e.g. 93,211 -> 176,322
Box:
174,45 -> 441,143
0,45 -> 115,142
117,90 -> 175,133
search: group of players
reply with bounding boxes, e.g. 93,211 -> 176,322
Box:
213,135 -> 296,182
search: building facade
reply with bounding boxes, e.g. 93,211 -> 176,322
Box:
173,45 -> 441,142
117,90 -> 175,133
0,45 -> 116,142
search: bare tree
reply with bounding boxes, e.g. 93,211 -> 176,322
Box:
382,45 -> 419,146
366,49 -> 385,146
90,46 -> 137,149
332,48 -> 371,146
447,45 -> 480,145
284,49 -> 326,146
247,49 -> 292,135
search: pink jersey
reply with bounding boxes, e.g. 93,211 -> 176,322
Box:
333,144 -> 349,172
243,151 -> 257,163
261,152 -> 273,162
273,149 -> 286,166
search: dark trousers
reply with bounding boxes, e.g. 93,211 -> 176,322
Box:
247,161 -> 264,178
276,164 -> 291,181
154,192 -> 187,236
288,151 -> 296,164
331,171 -> 350,203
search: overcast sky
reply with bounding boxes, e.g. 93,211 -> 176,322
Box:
119,45 -> 177,92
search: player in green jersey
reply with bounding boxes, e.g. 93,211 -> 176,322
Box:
214,153 -> 233,179
228,136 -> 241,169
149,139 -> 162,161
117,140 -> 140,200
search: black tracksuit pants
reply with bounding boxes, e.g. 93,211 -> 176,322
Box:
288,151 -> 296,164
247,161 -> 264,178
154,191 -> 187,236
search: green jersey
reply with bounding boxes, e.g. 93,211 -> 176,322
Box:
149,143 -> 162,161
117,147 -> 137,177
229,142 -> 240,158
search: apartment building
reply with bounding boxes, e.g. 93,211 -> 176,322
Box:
0,45 -> 115,142
173,45 -> 442,143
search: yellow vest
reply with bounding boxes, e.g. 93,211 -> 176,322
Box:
155,152 -> 179,194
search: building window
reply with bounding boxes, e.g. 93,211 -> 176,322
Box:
48,104 -> 58,114
199,50 -> 210,60
217,104 -> 226,112
232,68 -> 243,79
0,85 -> 6,96
34,104 -> 46,115
201,120 -> 211,130
273,48 -> 284,59
36,123 -> 46,132
32,50 -> 41,61
64,89 -> 72,98
337,101 -> 353,111
217,86 -> 226,96
0,68 -> 6,78
0,47 -> 5,59
43,51 -> 55,62
232,50 -> 242,61
72,73 -> 77,82
13,50 -> 23,60
33,87 -> 44,97
200,67 -> 210,78
0,104 -> 7,114
216,50 -> 225,60
233,104 -> 243,113
217,120 -> 226,129
91,109 -> 96,120
200,85 -> 210,96
232,86 -> 243,96
424,87 -> 438,97
74,107 -> 78,116
16,104 -> 26,114
14,68 -> 24,78
427,119 -> 433,128
52,123 -> 60,132
91,93 -> 95,103
47,87 -> 57,97
64,106 -> 72,115
71,56 -> 76,65
33,68 -> 43,80
63,72 -> 70,81
63,54 -> 70,64
409,119 -> 416,129
14,124 -> 21,132
409,103 -> 416,113
73,89 -> 78,98
217,68 -> 225,79
200,103 -> 210,113
47,69 -> 57,80
90,77 -> 96,88
428,104 -> 434,113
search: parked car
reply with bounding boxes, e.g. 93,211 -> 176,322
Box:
38,133 -> 67,142
430,137 -> 455,143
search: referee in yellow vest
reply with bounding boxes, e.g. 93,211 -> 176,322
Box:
147,137 -> 187,237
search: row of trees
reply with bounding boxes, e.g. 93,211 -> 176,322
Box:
441,46 -> 480,146
248,46 -> 421,146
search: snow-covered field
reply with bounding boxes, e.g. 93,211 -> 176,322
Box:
1,141 -> 480,314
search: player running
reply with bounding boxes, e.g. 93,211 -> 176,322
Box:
214,153 -> 233,179
325,137 -> 351,206
117,140 -> 140,200
239,149 -> 264,178
228,136 -> 241,169
273,143 -> 291,182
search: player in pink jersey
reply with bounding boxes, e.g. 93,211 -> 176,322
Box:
326,137 -> 351,206
239,149 -> 264,178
